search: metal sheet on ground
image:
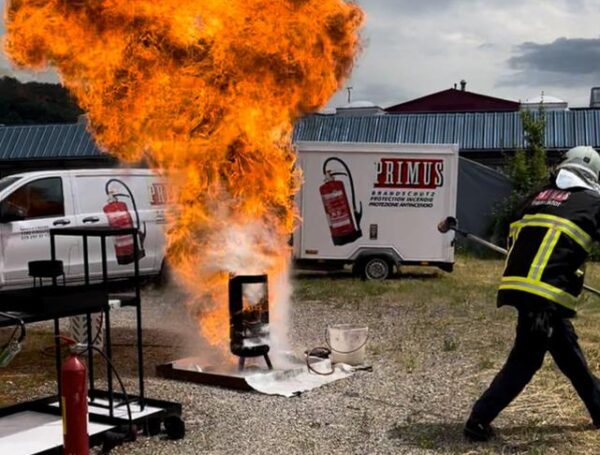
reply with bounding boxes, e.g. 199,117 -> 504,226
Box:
157,355 -> 355,397
0,410 -> 112,455
50,398 -> 165,420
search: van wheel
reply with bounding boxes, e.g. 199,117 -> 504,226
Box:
360,257 -> 392,281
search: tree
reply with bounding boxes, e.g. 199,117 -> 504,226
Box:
0,76 -> 83,125
492,108 -> 548,242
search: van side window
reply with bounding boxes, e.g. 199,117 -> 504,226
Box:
3,178 -> 64,219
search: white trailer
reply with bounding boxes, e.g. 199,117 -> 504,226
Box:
293,142 -> 459,279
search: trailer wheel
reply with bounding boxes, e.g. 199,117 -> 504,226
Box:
360,257 -> 392,281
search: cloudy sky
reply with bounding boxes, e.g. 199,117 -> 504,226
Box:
328,0 -> 600,108
1,0 -> 599,109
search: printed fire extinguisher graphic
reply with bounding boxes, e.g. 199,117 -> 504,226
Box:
103,179 -> 147,265
320,157 -> 363,246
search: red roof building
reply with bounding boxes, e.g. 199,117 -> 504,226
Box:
386,83 -> 520,114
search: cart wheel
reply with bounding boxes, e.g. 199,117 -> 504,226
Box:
164,415 -> 186,440
102,431 -> 126,453
145,417 -> 162,436
361,257 -> 392,281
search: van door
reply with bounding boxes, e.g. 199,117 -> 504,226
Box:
0,176 -> 78,287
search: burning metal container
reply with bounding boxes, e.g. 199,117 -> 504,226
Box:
228,274 -> 272,370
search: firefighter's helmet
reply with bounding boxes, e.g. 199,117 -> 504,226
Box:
558,146 -> 600,182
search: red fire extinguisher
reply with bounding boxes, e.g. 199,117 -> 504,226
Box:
103,179 -> 146,265
320,157 -> 363,246
62,353 -> 88,455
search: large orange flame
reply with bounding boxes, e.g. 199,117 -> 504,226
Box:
4,0 -> 363,353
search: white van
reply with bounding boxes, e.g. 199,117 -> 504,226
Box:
0,169 -> 167,288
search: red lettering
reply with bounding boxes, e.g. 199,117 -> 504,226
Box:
375,159 -> 444,189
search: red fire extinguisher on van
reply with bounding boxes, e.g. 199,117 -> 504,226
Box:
320,157 -> 363,246
103,179 -> 147,265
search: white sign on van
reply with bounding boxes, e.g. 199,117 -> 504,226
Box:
20,226 -> 49,240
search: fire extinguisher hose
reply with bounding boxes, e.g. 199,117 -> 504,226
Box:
41,313 -> 104,358
0,312 -> 26,343
305,328 -> 370,376
57,335 -> 134,434
0,312 -> 26,368
304,347 -> 334,376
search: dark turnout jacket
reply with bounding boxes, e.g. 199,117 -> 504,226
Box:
497,182 -> 600,317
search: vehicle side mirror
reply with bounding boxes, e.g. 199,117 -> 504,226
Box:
0,204 -> 25,223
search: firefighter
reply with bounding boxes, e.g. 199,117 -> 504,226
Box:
464,145 -> 600,442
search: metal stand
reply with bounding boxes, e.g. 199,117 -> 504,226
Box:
0,226 -> 183,454
50,226 -> 146,414
238,354 -> 273,371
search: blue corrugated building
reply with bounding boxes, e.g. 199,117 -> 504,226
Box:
0,120 -> 113,176
0,109 -> 600,175
293,110 -> 600,166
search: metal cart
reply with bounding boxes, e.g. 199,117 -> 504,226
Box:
0,226 -> 183,454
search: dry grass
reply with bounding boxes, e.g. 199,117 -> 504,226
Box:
294,257 -> 600,454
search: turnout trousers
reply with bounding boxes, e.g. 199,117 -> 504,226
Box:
469,309 -> 600,425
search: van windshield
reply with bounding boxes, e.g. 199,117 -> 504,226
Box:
0,176 -> 21,193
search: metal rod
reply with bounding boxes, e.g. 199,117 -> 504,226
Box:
86,312 -> 95,399
83,236 -> 89,286
104,306 -> 114,418
463,232 -> 508,255
50,233 -> 57,287
100,237 -> 108,283
54,318 -> 61,407
133,229 -> 145,410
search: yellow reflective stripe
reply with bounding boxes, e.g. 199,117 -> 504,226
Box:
500,276 -> 578,310
506,221 -> 522,267
528,229 -> 561,281
508,222 -> 521,249
520,214 -> 592,252
509,221 -> 521,238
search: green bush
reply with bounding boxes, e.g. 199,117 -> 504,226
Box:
492,108 -> 548,242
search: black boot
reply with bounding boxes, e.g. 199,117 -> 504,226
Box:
463,417 -> 494,442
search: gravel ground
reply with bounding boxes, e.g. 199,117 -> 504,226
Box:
4,261 -> 600,454
98,272 -> 505,455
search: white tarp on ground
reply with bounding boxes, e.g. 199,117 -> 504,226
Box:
171,354 -> 357,398
245,359 -> 354,397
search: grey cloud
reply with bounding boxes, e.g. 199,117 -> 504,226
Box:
362,0 -> 523,16
497,70 -> 598,89
509,37 -> 600,75
362,0 -> 477,15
